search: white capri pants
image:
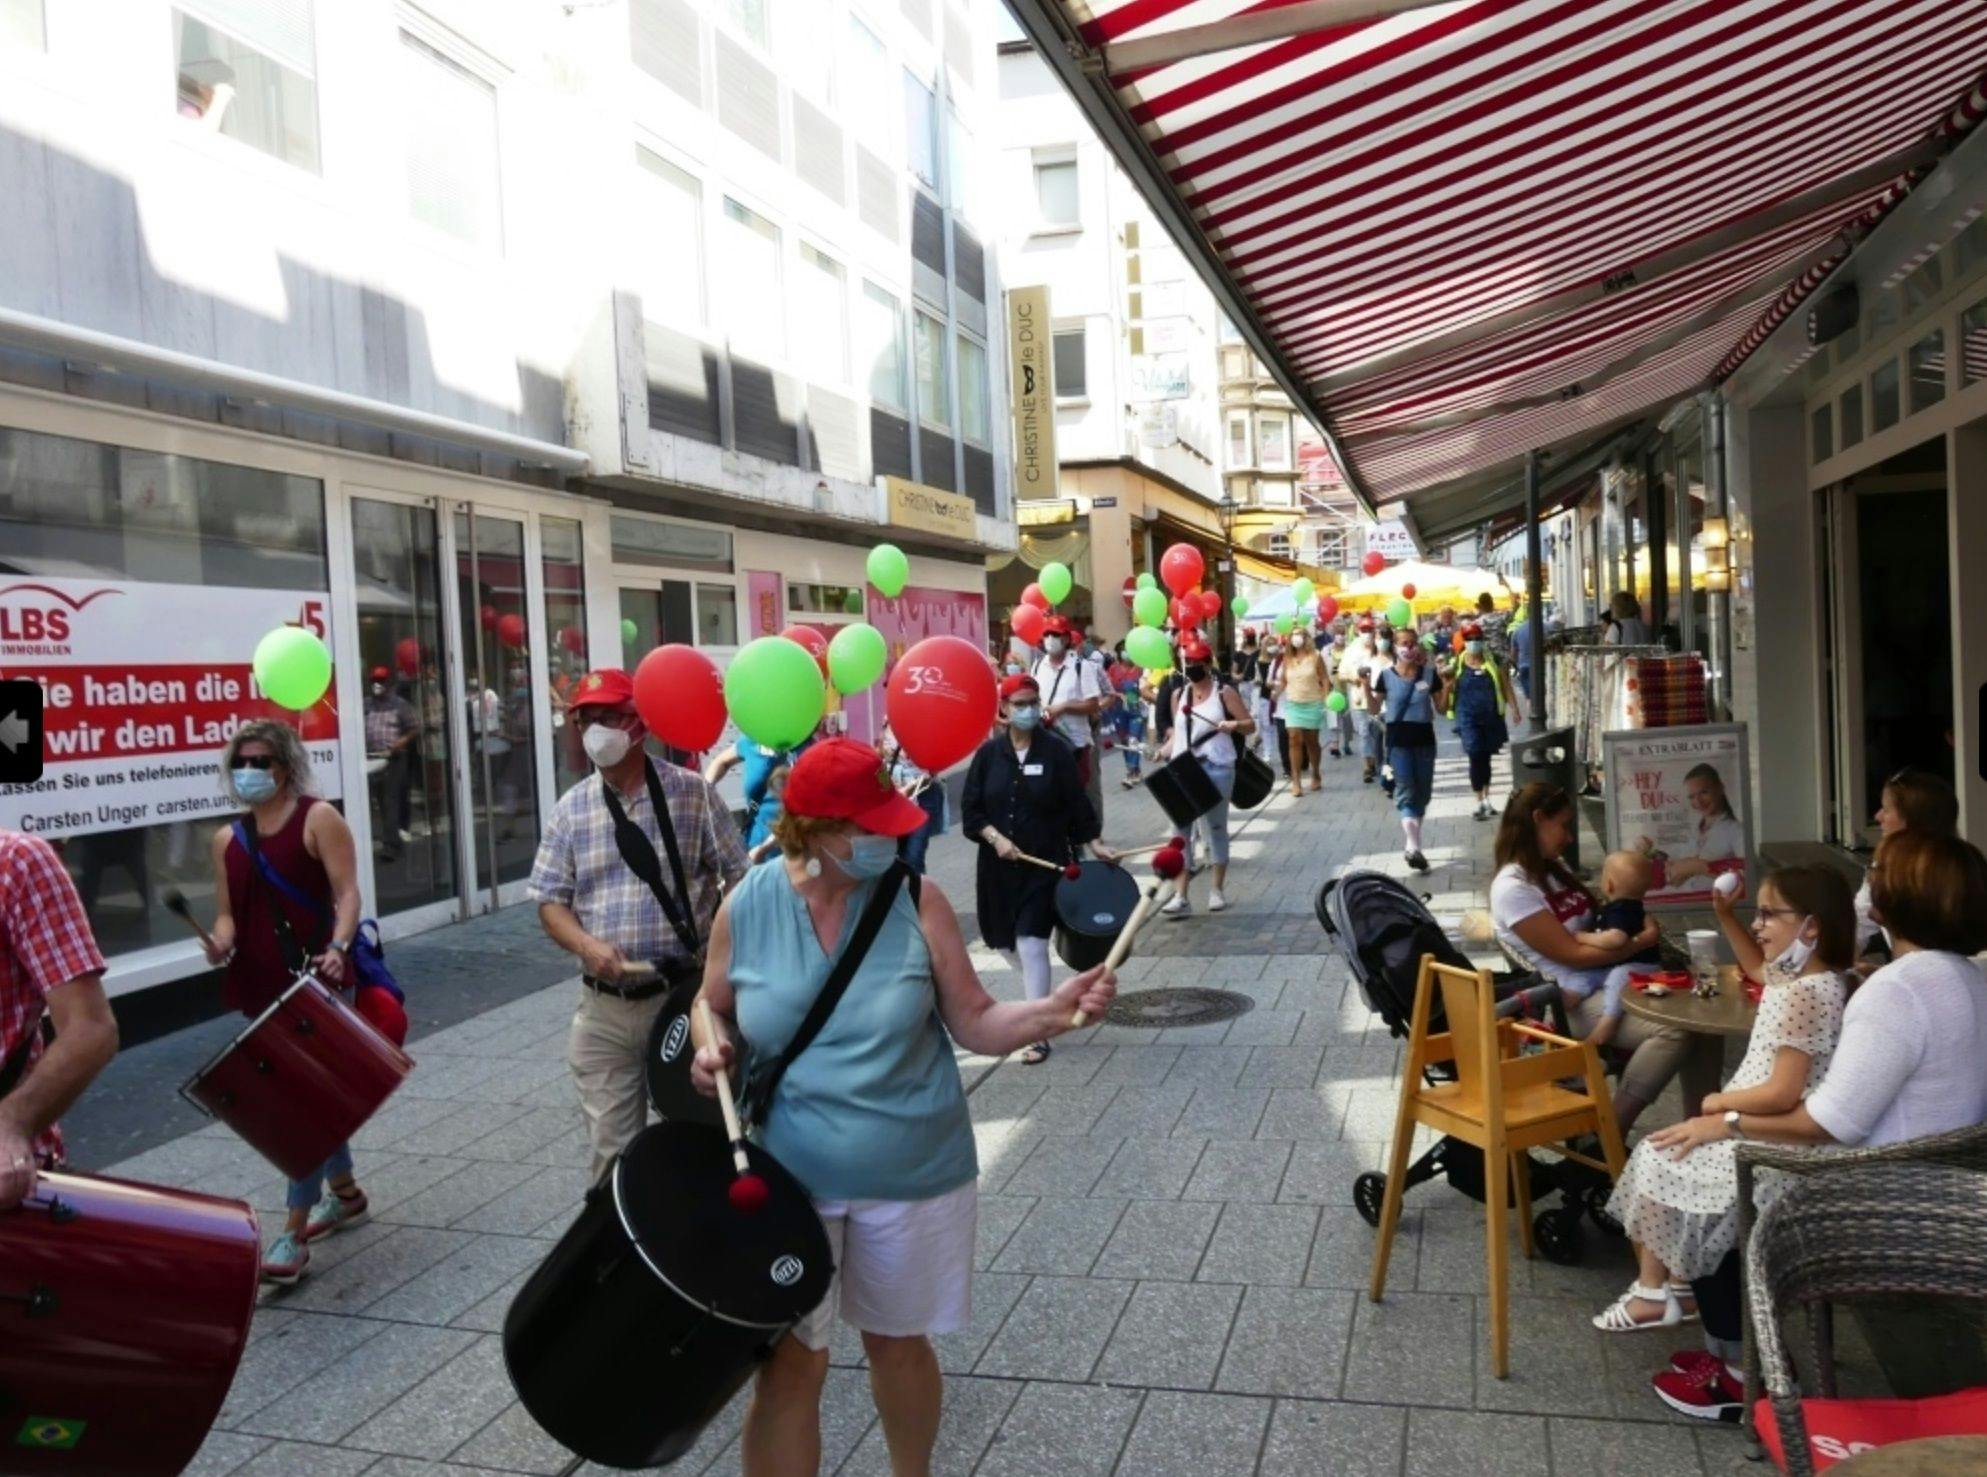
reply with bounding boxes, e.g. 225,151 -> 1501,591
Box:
792,1181 -> 978,1350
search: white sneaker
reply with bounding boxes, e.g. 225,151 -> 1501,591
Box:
1208,888 -> 1228,913
1161,893 -> 1191,918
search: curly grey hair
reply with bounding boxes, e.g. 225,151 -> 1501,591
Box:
220,719 -> 317,804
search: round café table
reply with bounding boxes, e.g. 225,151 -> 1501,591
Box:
1620,963 -> 1757,1037
1835,1436 -> 1987,1474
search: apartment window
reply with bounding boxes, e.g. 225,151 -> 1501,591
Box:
1871,358 -> 1900,434
861,282 -> 907,414
796,243 -> 848,385
1962,294 -> 1987,388
1034,157 -> 1078,227
904,72 -> 938,190
1269,533 -> 1292,558
173,3 -> 320,171
845,16 -> 893,155
1316,528 -> 1348,567
400,33 -> 502,251
913,311 -> 950,429
720,198 -> 783,359
635,148 -> 703,328
1811,402 -> 1832,464
1052,326 -> 1087,399
957,335 -> 989,445
1908,329 -> 1946,412
946,106 -> 975,223
1226,412 -> 1251,468
2,0 -> 43,47
1258,413 -> 1291,470
721,0 -> 768,48
1839,382 -> 1863,450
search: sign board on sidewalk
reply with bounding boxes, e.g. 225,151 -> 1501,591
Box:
1601,723 -> 1755,911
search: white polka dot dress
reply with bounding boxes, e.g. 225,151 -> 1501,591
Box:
1606,970 -> 1848,1279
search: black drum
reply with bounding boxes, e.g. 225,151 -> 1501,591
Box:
1053,859 -> 1140,971
1144,750 -> 1222,829
503,1121 -> 832,1470
644,975 -> 724,1131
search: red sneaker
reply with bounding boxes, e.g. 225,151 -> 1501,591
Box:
1651,1360 -> 1744,1423
1668,1350 -> 1729,1380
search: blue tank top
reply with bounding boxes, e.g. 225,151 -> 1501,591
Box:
728,861 -> 978,1202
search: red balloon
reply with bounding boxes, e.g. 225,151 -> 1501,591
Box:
780,624 -> 831,674
354,986 -> 408,1046
1011,603 -> 1047,644
496,613 -> 527,649
394,637 -> 421,676
1362,551 -> 1386,577
886,636 -> 998,774
1317,595 -> 1339,623
1199,589 -> 1224,618
1021,583 -> 1051,612
557,624 -> 586,656
480,604 -> 499,630
634,644 -> 727,751
1160,543 -> 1205,597
1402,583 -> 1418,599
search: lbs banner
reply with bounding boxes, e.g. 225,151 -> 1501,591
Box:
0,577 -> 342,840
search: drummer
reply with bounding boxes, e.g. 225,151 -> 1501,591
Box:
530,668 -> 748,1183
961,674 -> 1118,1065
0,829 -> 119,1211
202,720 -> 365,1284
689,739 -> 1117,1477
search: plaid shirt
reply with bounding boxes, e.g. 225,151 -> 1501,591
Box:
1,832 -> 108,1167
364,694 -> 417,754
528,762 -> 748,967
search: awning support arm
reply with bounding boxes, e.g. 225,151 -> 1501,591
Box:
1106,0 -> 1453,74
1524,448 -> 1546,734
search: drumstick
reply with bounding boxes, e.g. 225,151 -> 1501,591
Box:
1112,834 -> 1190,861
693,997 -> 769,1214
1012,849 -> 1080,878
617,960 -> 658,984
160,888 -> 220,954
1070,847 -> 1187,1029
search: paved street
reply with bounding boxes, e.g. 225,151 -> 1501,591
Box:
100,735 -> 1749,1477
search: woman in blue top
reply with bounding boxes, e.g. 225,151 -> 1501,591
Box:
690,739 -> 1116,1477
706,734 -> 815,862
1374,639 -> 1445,873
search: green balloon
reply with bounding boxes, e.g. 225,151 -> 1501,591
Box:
827,622 -> 887,695
1274,614 -> 1297,636
724,636 -> 826,748
1325,690 -> 1349,714
252,626 -> 332,710
1385,597 -> 1414,628
1421,634 -> 1438,651
1039,561 -> 1073,607
1292,578 -> 1315,607
620,617 -> 639,645
1136,571 -> 1158,591
1230,596 -> 1249,618
866,543 -> 909,599
1132,587 -> 1168,628
1124,625 -> 1171,671
843,589 -> 864,615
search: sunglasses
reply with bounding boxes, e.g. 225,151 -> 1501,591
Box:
233,754 -> 278,770
1754,905 -> 1803,921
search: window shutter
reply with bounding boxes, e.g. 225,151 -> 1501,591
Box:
400,35 -> 501,251
716,33 -> 780,160
857,148 -> 898,242
900,0 -> 933,40
179,0 -> 315,75
791,95 -> 846,206
630,0 -> 701,106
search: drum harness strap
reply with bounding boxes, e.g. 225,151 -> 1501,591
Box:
233,819 -> 323,979
597,759 -> 702,1001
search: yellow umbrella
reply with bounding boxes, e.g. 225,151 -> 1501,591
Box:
1335,560 -> 1518,614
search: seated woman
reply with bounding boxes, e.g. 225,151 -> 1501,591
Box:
1488,782 -> 1722,1133
1852,768 -> 1957,972
1592,866 -> 1853,1332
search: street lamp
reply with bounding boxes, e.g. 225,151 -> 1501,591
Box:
1217,494 -> 1238,653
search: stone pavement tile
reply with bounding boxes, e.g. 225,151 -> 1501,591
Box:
972,1195 -> 1037,1270
349,1094 -> 473,1151
1114,1390 -> 1273,1477
934,1270 -> 1030,1374
1547,1416 -> 1708,1475
451,1267 -> 533,1333
1256,1085 -> 1346,1141
1416,1202 -> 1538,1296
382,1159 -> 542,1229
1246,1044 -> 1326,1088
1089,1044 -> 1184,1085
345,1334 -> 515,1457
1403,1409 -> 1549,1477
1197,1202 -> 1321,1287
838,1372 -> 1020,1476
181,1430 -> 269,1477
1291,1007 -> 1359,1047
1260,956 -> 1332,984
1257,1399 -> 1406,1477
1320,1041 -> 1405,1088
1174,1085 -> 1270,1138
1090,1021 -> 1162,1046
451,1164 -> 590,1236
1340,1292 -> 1475,1409
1162,1044 -> 1254,1089
517,1123 -> 593,1168
1093,1280 -> 1243,1389
972,1275 -> 1134,1381
1341,1088 -> 1408,1141
278,1226 -> 475,1315
1222,1008 -> 1306,1048
1148,1017 -> 1234,1046
365,1102 -> 531,1158
363,1461 -> 518,1477
364,1232 -> 548,1326
990,1197 -> 1126,1275
1001,1135 -> 1122,1196
235,1322 -> 477,1443
1278,1139 -> 1387,1206
447,1400 -> 575,1474
1092,1135 -> 1207,1200
223,1442 -> 379,1476
1181,1138 -> 1292,1202
1088,1083 -> 1194,1139
219,1310 -> 389,1426
394,1055 -> 518,1102
1472,1294 -> 1615,1417
243,1307 -> 304,1346
974,1381 -> 1143,1477
1099,1198 -> 1223,1282
1213,1286 -> 1356,1401
1018,1042 -> 1112,1087
454,1106 -> 583,1162
450,1058 -> 571,1106
354,1154 -> 482,1219
102,1130 -> 252,1187
974,1121 -> 1046,1194
1023,1082 -> 1123,1135
966,1072 -> 1048,1125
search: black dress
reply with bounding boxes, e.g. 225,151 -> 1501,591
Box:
960,727 -> 1100,950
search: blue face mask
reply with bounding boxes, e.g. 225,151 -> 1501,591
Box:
828,833 -> 899,881
233,767 -> 279,804
1008,704 -> 1041,731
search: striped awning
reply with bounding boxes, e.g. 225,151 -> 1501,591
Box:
1008,1 -> 1987,513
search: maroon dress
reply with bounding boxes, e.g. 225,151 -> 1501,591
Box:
223,797 -> 331,1017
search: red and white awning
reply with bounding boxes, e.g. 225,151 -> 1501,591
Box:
1013,0 -> 1987,511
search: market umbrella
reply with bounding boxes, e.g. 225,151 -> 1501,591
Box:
1239,587 -> 1298,622
1335,560 -> 1516,614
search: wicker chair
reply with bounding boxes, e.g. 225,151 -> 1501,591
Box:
1737,1125 -> 1987,1451
1746,1162 -> 1987,1476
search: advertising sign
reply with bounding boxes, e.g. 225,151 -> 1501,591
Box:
883,477 -> 978,541
1601,723 -> 1754,911
1007,284 -> 1059,499
0,577 -> 342,840
1365,519 -> 1419,560
1129,352 -> 1191,402
849,585 -> 989,747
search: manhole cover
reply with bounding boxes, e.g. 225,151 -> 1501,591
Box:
1105,987 -> 1256,1029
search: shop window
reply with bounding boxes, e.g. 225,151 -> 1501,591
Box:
624,578 -> 733,653
861,281 -> 908,415
796,242 -> 849,386
1811,402 -> 1832,464
913,311 -> 950,430
903,71 -> 938,189
1962,294 -> 1987,388
635,147 -> 704,329
787,582 -> 863,614
2,0 -> 42,47
1871,359 -> 1900,433
1908,329 -> 1946,412
719,196 -> 783,360
541,516 -> 590,797
957,335 -> 990,446
1034,155 -> 1078,227
697,583 -> 738,645
1839,382 -> 1863,450
174,3 -> 320,171
401,32 -> 503,251
1052,326 -> 1087,398
845,17 -> 893,156
610,512 -> 733,572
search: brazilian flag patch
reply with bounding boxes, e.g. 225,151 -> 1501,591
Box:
14,1417 -> 85,1450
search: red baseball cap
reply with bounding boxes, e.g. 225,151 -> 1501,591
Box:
568,668 -> 636,713
1356,616 -> 1376,632
1042,615 -> 1073,638
782,739 -> 931,837
369,665 -> 390,682
1182,639 -> 1213,662
999,673 -> 1040,700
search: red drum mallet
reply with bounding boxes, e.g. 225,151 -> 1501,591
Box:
1069,844 -> 1187,1029
693,998 -> 770,1214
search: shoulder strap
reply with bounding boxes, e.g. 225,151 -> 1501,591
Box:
233,818 -> 318,973
598,760 -> 701,957
740,861 -> 914,1127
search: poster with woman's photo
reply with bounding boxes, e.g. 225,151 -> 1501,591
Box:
1601,724 -> 1755,910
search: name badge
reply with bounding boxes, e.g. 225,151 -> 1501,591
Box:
1022,763 -> 1044,776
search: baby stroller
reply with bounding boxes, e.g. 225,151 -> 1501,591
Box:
1317,869 -> 1622,1264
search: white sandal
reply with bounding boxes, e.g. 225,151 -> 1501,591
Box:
1592,1281 -> 1682,1332
1668,1280 -> 1700,1323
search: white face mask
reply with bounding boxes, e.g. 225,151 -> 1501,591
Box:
1771,918 -> 1817,977
583,723 -> 635,767
1043,636 -> 1066,657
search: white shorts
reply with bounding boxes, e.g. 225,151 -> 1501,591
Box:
791,1181 -> 977,1352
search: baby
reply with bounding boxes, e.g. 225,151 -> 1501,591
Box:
1578,850 -> 1662,1046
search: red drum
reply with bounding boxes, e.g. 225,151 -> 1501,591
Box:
181,975 -> 414,1179
0,1170 -> 258,1475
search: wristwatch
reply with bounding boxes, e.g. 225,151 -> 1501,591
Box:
1723,1109 -> 1745,1140
330,937 -> 355,956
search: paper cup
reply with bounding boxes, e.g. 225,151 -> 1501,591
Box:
1686,929 -> 1720,973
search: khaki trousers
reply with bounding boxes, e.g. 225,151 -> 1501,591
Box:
1567,990 -> 1724,1112
569,986 -> 667,1184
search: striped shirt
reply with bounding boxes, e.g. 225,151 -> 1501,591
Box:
528,761 -> 748,967
1,831 -> 108,1166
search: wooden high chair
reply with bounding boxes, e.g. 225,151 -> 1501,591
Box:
1367,954 -> 1628,1379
